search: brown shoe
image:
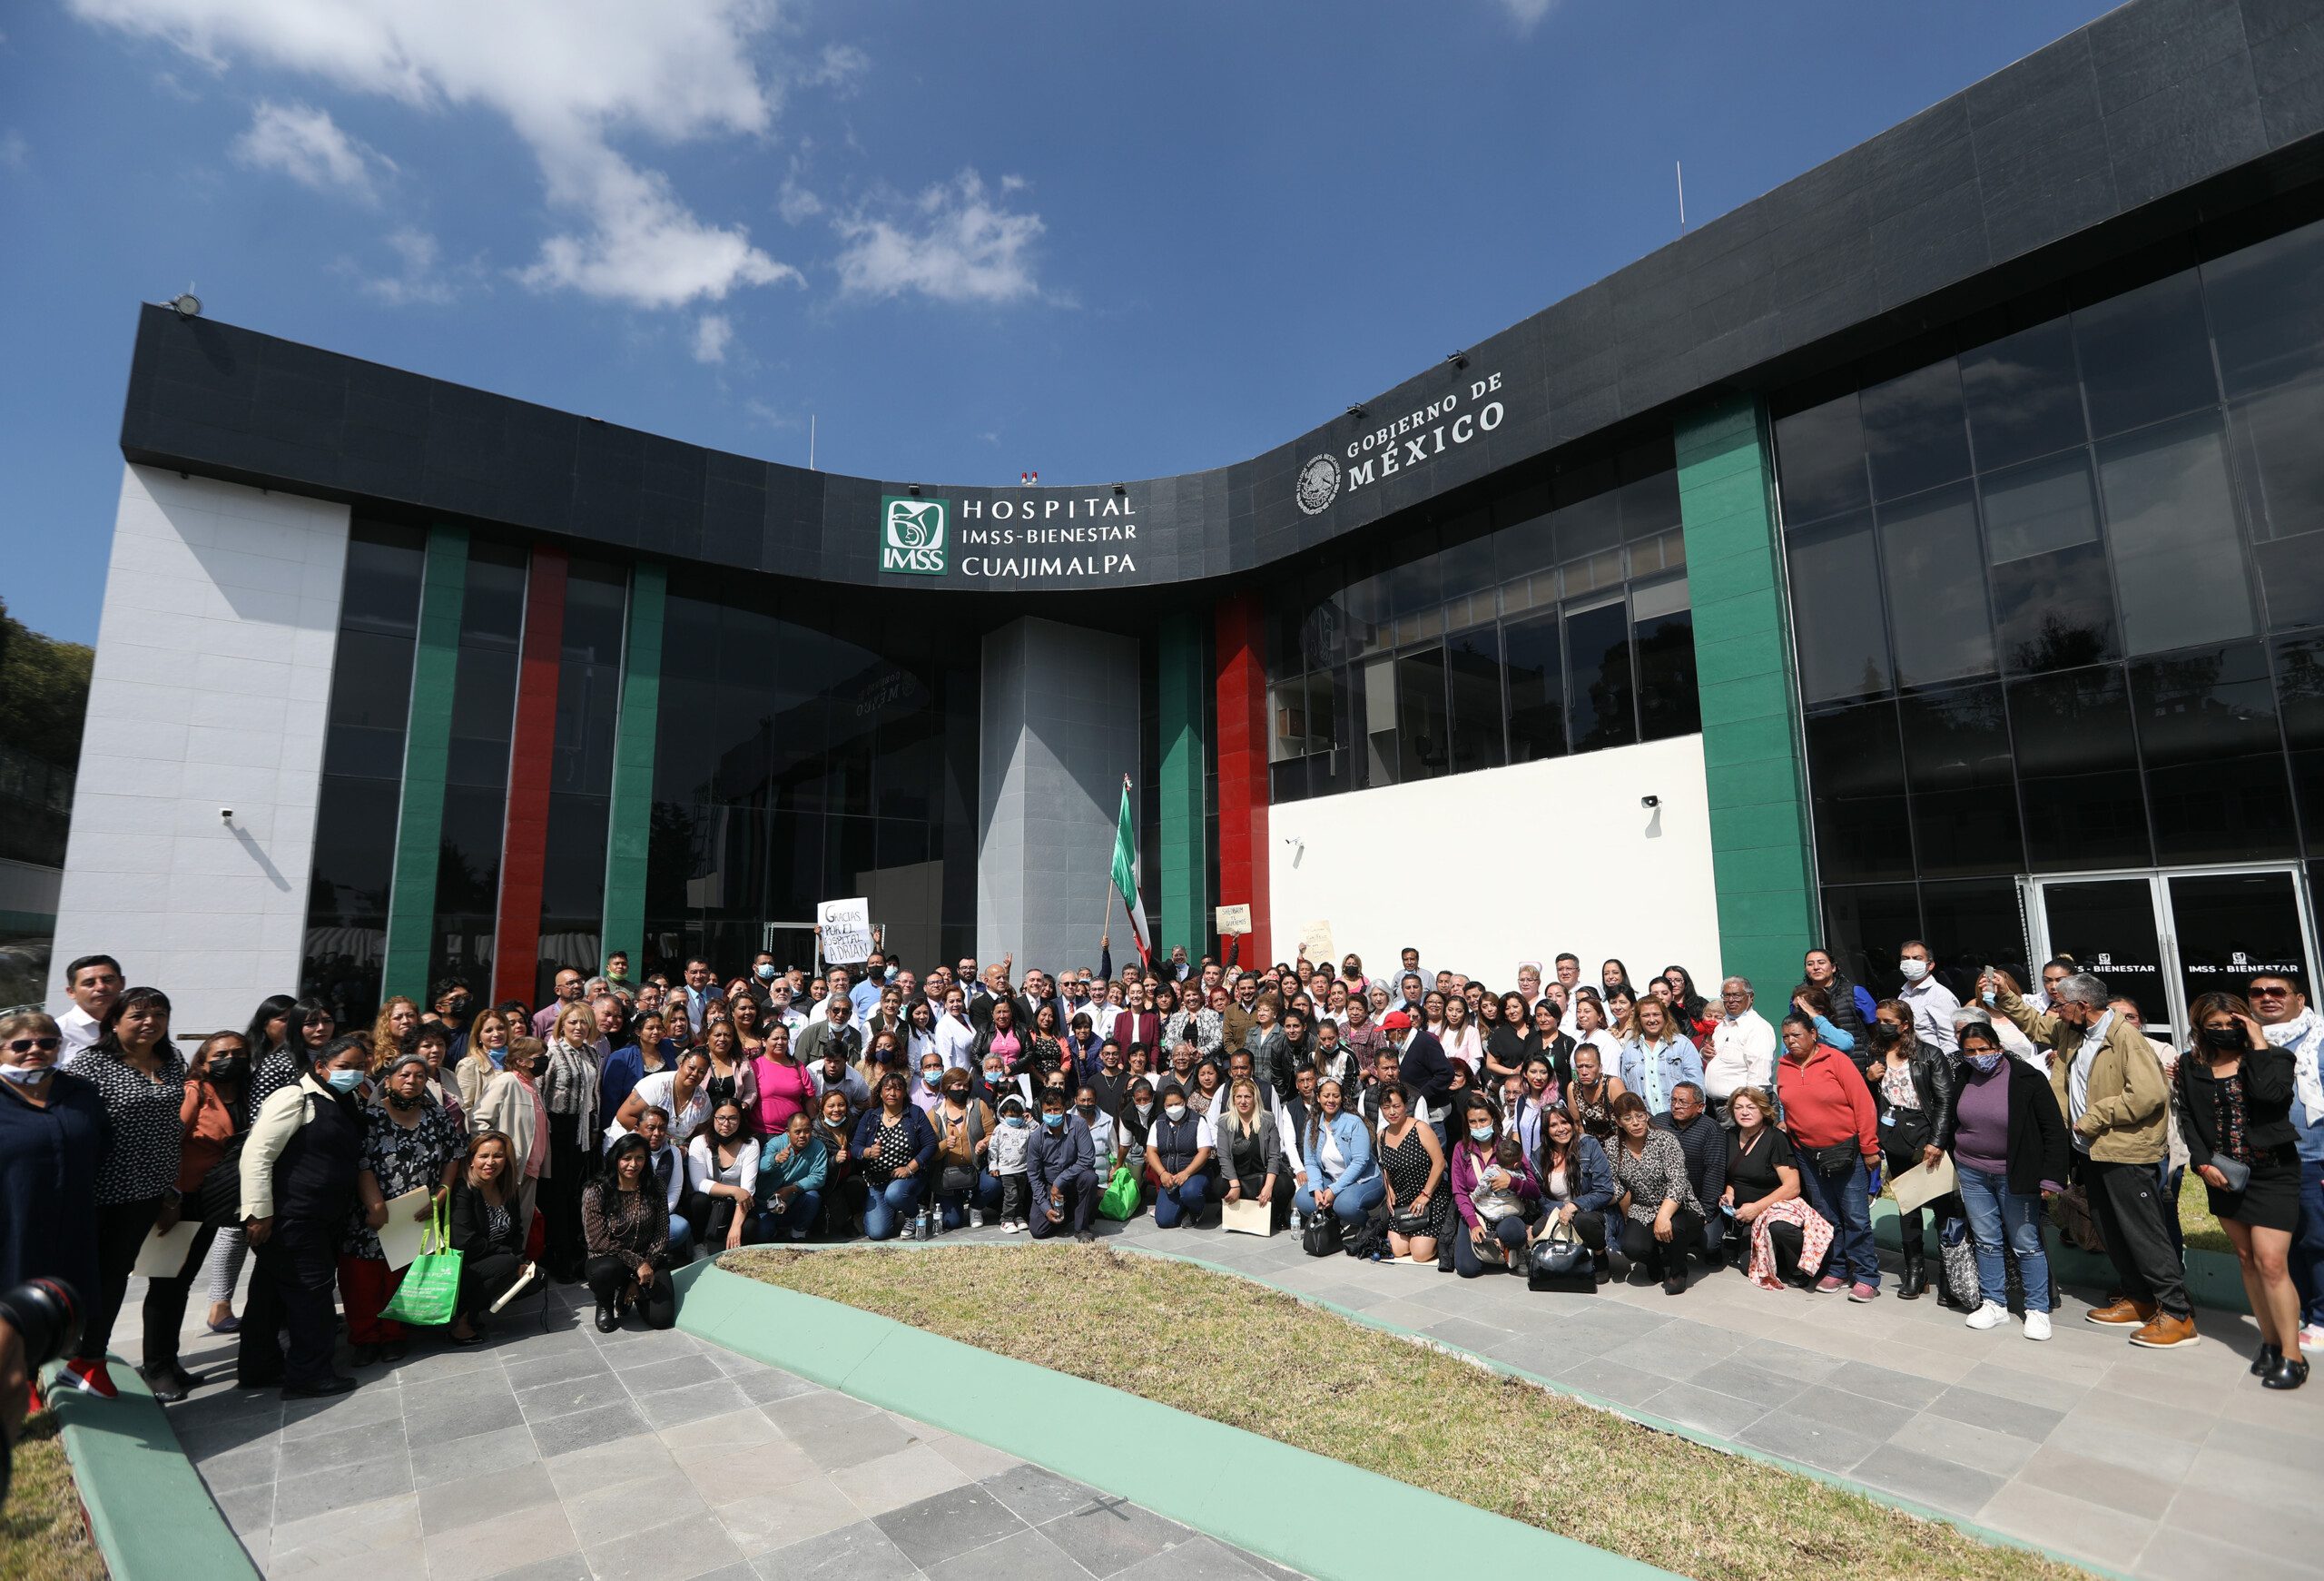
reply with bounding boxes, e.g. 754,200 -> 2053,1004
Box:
2085,1298 -> 2157,1327
2128,1312 -> 2200,1349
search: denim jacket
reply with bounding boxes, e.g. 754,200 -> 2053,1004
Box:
1618,1036 -> 1705,1112
1536,1131 -> 1618,1213
1301,1111 -> 1379,1195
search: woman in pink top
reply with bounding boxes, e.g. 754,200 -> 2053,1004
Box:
751,1023 -> 812,1136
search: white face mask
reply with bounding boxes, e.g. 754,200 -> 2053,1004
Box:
1164,1103 -> 1187,1122
1897,959 -> 1929,983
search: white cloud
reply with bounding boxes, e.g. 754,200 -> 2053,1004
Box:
834,170 -> 1046,306
359,227 -> 458,305
231,100 -> 389,200
72,0 -> 798,311
691,312 -> 734,363
802,42 -> 867,95
1494,0 -> 1557,29
778,176 -> 823,224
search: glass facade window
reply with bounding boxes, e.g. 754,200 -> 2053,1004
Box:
429,539 -> 527,994
1262,439 -> 1694,804
1775,212 -> 2324,982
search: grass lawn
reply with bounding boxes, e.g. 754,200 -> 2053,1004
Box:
0,1409 -> 105,1581
2176,1170 -> 2230,1255
729,1245 -> 2088,1581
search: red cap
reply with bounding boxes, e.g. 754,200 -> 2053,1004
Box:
1381,1010 -> 1413,1031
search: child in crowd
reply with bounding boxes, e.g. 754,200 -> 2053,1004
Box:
990,1093 -> 1033,1231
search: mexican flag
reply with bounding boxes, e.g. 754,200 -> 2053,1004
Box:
1111,776 -> 1150,965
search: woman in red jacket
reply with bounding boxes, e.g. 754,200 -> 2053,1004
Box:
1775,1013 -> 1881,1301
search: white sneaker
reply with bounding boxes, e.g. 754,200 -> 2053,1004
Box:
1006,1218 -> 1026,1234
2300,1321 -> 2324,1351
2023,1310 -> 2053,1341
1965,1302 -> 2007,1330
972,1209 -> 989,1229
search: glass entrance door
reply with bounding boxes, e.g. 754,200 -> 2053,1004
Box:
2024,865 -> 2317,1036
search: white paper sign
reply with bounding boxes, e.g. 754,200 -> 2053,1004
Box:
1220,1197 -> 1275,1237
819,896 -> 874,964
1297,919 -> 1334,964
377,1186 -> 438,1270
133,1219 -> 201,1278
1215,904 -> 1252,936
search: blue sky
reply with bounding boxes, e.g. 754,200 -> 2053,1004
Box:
0,0 -> 2112,646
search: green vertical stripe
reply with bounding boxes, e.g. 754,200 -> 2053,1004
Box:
381,523 -> 469,1002
1157,609 -> 1209,958
601,560 -> 665,965
1675,398 -> 1817,999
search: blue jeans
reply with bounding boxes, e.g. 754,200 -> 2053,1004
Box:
1295,1173 -> 1384,1223
939,1171 -> 1002,1230
862,1177 -> 926,1240
1797,1153 -> 1876,1288
666,1213 -> 694,1264
1955,1163 -> 2051,1314
1153,1173 -> 1216,1229
2290,1156 -> 2324,1327
755,1190 -> 822,1240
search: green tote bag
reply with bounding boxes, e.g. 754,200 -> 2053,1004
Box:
1096,1164 -> 1140,1222
379,1198 -> 462,1327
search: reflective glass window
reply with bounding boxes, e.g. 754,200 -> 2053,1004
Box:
2131,641 -> 2296,864
1394,647 -> 1449,781
1632,578 -> 1699,741
1862,360 -> 1972,502
2276,632 -> 2324,849
2006,666 -> 2152,870
2096,412 -> 2256,657
1992,537 -> 2117,675
1960,319 -> 2087,471
1502,611 -> 1567,762
1897,683 -> 2023,876
1774,392 -> 1871,526
340,522 -> 426,638
1876,485 -> 1994,687
1806,703 -> 1914,883
323,629 -> 415,779
2203,216 -> 2324,399
1918,879 -> 2030,988
2074,269 -> 2217,438
1445,627 -> 1506,774
1787,510 -> 1891,704
1819,884 -> 1924,998
459,540 -> 529,652
1361,657 -> 1398,786
1566,598 -> 1636,752
1619,470 -> 1683,541
1982,451 -> 2101,566
446,647 -> 517,788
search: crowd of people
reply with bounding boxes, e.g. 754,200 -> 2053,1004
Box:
3,934 -> 2319,1406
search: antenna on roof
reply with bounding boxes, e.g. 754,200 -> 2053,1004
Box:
1676,161 -> 1687,230
809,413 -> 816,471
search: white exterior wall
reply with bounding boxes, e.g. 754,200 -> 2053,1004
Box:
1267,733 -> 1722,992
47,465 -> 349,1037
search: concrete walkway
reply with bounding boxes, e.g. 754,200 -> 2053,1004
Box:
1089,1210 -> 2320,1581
155,1287 -> 1303,1581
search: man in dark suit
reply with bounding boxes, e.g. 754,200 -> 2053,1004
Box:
1384,1010 -> 1454,1146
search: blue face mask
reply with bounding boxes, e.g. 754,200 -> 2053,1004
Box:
1042,1112 -> 1065,1130
324,1068 -> 367,1095
756,963 -> 777,980
1469,1124 -> 1495,1143
1965,1051 -> 2005,1075
1004,1115 -> 1028,1129
922,1070 -> 942,1087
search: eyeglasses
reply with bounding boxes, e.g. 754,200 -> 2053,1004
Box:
2250,985 -> 2292,997
6,1036 -> 60,1054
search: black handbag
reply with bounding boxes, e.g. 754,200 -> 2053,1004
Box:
1301,1212 -> 1343,1257
1802,1140 -> 1858,1176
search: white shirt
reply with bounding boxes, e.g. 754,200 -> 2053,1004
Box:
686,1132 -> 760,1199
56,1004 -> 100,1055
1897,976 -> 1961,1052
2065,1010 -> 2113,1153
2264,1006 -> 2324,1126
935,1014 -> 979,1072
612,1071 -> 710,1147
1704,1011 -> 1777,1100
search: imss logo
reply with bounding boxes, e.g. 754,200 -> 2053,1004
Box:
880,496 -> 949,575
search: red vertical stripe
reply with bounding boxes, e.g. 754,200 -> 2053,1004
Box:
492,547 -> 567,1005
1213,591 -> 1271,967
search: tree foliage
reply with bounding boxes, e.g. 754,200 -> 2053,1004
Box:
0,598 -> 94,770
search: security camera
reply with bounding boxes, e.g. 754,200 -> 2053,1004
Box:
220,807 -> 234,822
1640,795 -> 1659,809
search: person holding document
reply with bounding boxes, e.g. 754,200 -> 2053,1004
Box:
339,1051 -> 461,1364
1863,1000 -> 1957,1301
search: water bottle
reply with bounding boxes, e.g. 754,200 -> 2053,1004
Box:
914,1204 -> 937,1241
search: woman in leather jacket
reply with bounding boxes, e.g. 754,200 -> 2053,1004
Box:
1866,999 -> 1959,1300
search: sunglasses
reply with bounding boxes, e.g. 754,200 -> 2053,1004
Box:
2250,985 -> 2292,997
6,1036 -> 61,1054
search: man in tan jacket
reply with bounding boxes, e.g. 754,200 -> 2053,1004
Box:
1988,970 -> 2194,1348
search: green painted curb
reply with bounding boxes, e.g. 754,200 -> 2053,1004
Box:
1089,1239 -> 2125,1581
44,1361 -> 260,1581
675,1260 -> 1675,1581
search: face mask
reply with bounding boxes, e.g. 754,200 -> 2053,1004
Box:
1004,1115 -> 1027,1129
1469,1124 -> 1495,1143
530,1056 -> 552,1078
1965,1052 -> 2005,1075
1898,959 -> 1929,983
756,963 -> 776,980
386,1086 -> 425,1112
1133,1102 -> 1152,1120
0,1062 -> 51,1089
324,1068 -> 367,1095
1870,1022 -> 1900,1047
2201,1024 -> 2246,1051
922,1070 -> 942,1087
206,1055 -> 248,1082
1981,988 -> 1995,1006
1164,1103 -> 1187,1122
984,1069 -> 1004,1083
1076,1103 -> 1097,1119
1042,1112 -> 1066,1130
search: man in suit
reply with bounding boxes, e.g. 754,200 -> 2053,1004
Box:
793,994 -> 862,1072
675,958 -> 723,1037
1384,1009 -> 1454,1146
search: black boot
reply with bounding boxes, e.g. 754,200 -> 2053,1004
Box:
594,1299 -> 619,1333
2261,1355 -> 2309,1391
2251,1342 -> 2283,1378
1896,1252 -> 1925,1300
